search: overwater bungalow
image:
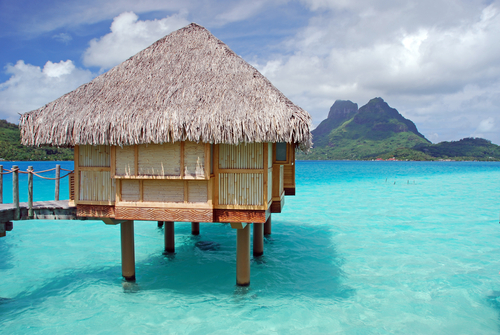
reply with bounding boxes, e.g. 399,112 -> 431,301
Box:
19,23 -> 312,286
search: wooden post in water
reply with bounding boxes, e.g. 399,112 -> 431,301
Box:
264,215 -> 272,235
120,220 -> 136,281
191,222 -> 200,235
253,222 -> 264,256
164,221 -> 175,253
55,164 -> 60,201
28,166 -> 33,219
0,165 -> 3,204
12,165 -> 19,220
235,223 -> 251,286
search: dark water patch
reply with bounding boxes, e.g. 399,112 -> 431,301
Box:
195,241 -> 221,251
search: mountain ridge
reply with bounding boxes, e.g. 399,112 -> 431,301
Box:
300,98 -> 500,161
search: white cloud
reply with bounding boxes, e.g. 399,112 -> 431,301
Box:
476,118 -> 495,133
52,32 -> 72,44
82,11 -> 190,70
254,1 -> 500,143
215,0 -> 268,24
0,60 -> 93,123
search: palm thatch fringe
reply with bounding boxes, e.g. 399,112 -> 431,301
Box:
20,23 -> 312,150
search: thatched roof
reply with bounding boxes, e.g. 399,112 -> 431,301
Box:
20,23 -> 312,150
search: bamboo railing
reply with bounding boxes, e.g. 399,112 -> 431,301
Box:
0,164 -> 74,220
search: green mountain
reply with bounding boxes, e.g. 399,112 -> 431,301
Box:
299,98 -> 500,161
0,119 -> 73,161
301,98 -> 430,160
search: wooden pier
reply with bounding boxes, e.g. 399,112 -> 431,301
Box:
0,164 -> 83,237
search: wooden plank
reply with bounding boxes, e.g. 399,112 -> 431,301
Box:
115,206 -> 213,222
74,145 -> 80,202
78,167 -> 111,172
214,208 -> 269,223
204,143 -> 210,179
214,204 -> 267,210
77,204 -> 115,218
213,144 -> 219,206
77,200 -> 115,205
207,177 -> 213,206
115,201 -> 212,209
217,169 -> 263,174
263,143 -> 269,207
110,146 -> 116,178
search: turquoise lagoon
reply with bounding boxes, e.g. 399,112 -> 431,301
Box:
1,161 -> 500,334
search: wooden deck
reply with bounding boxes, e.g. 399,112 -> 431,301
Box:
0,200 -> 87,237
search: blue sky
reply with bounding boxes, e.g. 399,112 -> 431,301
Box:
1,0 -> 500,144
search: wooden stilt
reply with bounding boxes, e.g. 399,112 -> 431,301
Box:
12,165 -> 19,220
264,215 -> 271,235
0,165 -> 3,204
120,220 -> 135,281
157,221 -> 164,228
191,222 -> 200,235
28,166 -> 33,219
164,221 -> 175,253
236,224 -> 251,286
253,222 -> 264,256
55,164 -> 60,201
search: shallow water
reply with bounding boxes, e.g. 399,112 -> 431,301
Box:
1,161 -> 500,334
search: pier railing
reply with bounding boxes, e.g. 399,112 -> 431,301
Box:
0,164 -> 74,220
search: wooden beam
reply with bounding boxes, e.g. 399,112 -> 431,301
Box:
28,166 -> 33,219
55,164 -> 60,201
253,222 -> 263,256
213,144 -> 219,206
264,215 -> 271,235
191,222 -> 200,235
164,221 -> 175,253
74,146 -> 80,203
0,164 -> 3,204
12,165 -> 19,220
120,220 -> 136,281
236,224 -> 250,286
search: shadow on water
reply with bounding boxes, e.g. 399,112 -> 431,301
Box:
138,219 -> 355,302
0,219 -> 354,318
485,290 -> 500,332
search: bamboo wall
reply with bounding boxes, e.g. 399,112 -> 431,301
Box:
218,173 -> 263,206
79,145 -> 110,167
138,143 -> 181,176
76,141 -> 284,211
219,143 -> 263,169
216,143 -> 271,209
184,141 -> 206,178
79,171 -> 115,202
113,141 -> 210,206
115,146 -> 135,176
75,145 -> 115,204
118,179 -> 209,204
